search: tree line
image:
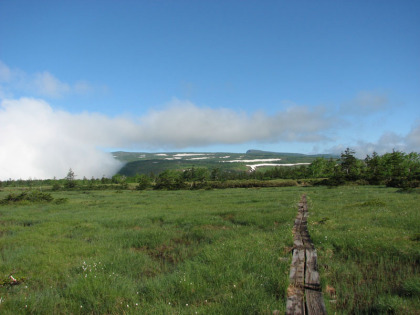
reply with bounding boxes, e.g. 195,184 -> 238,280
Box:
1,149 -> 419,191
307,149 -> 420,188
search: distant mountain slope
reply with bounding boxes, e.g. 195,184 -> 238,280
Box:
114,150 -> 338,176
246,149 -> 335,158
246,149 -> 305,156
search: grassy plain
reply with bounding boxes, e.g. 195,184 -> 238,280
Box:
307,186 -> 420,314
0,186 -> 419,314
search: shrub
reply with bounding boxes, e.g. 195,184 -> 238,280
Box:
136,174 -> 151,190
64,168 -> 77,189
0,190 -> 54,205
64,180 -> 77,189
26,190 -> 54,202
154,170 -> 185,190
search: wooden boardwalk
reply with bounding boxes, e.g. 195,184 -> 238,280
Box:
286,195 -> 327,315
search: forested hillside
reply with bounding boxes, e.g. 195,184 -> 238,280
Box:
114,150 -> 335,176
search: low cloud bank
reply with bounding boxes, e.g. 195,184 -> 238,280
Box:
1,97 -> 419,180
0,97 -> 333,180
0,98 -> 124,180
138,100 -> 333,147
329,124 -> 420,158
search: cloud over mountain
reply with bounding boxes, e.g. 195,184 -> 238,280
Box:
0,97 -> 334,179
1,94 -> 418,179
137,100 -> 334,147
0,98 -> 124,180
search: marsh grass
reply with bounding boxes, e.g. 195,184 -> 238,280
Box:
0,186 -> 418,314
0,187 -> 298,314
307,186 -> 420,314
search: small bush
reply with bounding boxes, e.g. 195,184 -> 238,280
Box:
1,192 -> 28,204
26,190 -> 54,202
154,170 -> 186,190
0,190 -> 54,205
64,181 -> 77,189
136,174 -> 152,190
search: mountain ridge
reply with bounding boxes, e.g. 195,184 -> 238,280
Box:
113,150 -> 338,176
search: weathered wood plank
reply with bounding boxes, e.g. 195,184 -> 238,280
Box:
305,249 -> 327,314
305,249 -> 321,290
293,237 -> 304,249
295,250 -> 305,286
286,195 -> 327,315
305,289 -> 327,315
286,287 -> 305,315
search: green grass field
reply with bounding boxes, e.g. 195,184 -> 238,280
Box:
0,186 -> 419,314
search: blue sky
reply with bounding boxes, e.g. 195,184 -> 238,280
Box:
1,1 -> 419,179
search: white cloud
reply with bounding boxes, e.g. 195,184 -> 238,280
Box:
0,98 -> 123,180
0,60 -> 97,99
1,93 -> 417,179
406,121 -> 420,149
328,122 -> 420,158
136,100 -> 334,148
0,60 -> 12,82
340,90 -> 388,115
353,133 -> 406,157
33,71 -> 71,98
0,97 -> 335,179
73,80 -> 94,94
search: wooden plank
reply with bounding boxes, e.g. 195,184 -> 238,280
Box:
289,249 -> 305,285
305,289 -> 327,315
286,194 -> 327,314
293,235 -> 304,249
295,249 -> 305,286
288,250 -> 298,280
287,195 -> 307,314
286,286 -> 305,315
305,249 -> 326,314
305,249 -> 321,289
